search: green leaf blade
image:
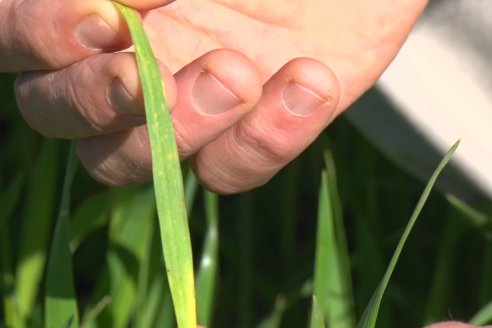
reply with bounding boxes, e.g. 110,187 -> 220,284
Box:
0,173 -> 25,328
357,140 -> 460,328
45,142 -> 79,328
113,4 -> 196,327
103,187 -> 156,328
313,160 -> 354,328
70,190 -> 111,252
196,190 -> 219,327
470,299 -> 492,326
15,139 -> 59,322
310,296 -> 326,328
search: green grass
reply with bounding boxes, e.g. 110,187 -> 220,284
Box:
313,152 -> 354,328
1,95 -> 491,327
1,6 -> 492,328
44,142 -> 79,328
309,296 -> 325,328
357,141 -> 459,328
114,4 -> 195,327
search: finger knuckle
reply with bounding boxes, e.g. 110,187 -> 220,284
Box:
233,120 -> 294,164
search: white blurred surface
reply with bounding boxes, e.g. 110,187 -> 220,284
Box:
347,0 -> 492,201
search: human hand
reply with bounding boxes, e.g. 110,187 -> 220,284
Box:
6,0 -> 427,193
425,322 -> 492,328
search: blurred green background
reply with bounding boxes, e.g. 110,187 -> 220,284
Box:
1,71 -> 492,327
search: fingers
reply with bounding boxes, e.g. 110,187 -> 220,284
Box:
192,57 -> 340,194
15,52 -> 178,139
171,49 -> 262,158
424,322 -> 492,328
48,52 -> 338,191
77,56 -> 339,190
0,0 -> 173,72
77,49 -> 262,186
115,0 -> 175,11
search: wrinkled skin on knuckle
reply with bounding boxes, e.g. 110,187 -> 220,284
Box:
14,73 -> 50,137
233,119 -> 294,166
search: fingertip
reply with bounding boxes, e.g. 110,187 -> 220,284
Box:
169,49 -> 262,158
175,49 -> 262,116
114,0 -> 176,11
197,49 -> 263,108
280,57 -> 341,117
78,0 -> 132,50
190,57 -> 342,194
423,322 -> 483,328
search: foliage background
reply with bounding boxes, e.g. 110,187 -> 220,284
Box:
1,71 -> 492,327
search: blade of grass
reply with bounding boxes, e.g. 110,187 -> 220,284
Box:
470,299 -> 492,326
136,264 -> 170,328
80,295 -> 111,328
0,174 -> 24,328
257,280 -> 313,328
45,142 -> 79,328
478,240 -> 492,305
313,167 -> 354,328
79,267 -> 110,328
77,187 -> 153,328
137,275 -> 165,328
309,296 -> 326,328
256,296 -> 286,328
184,170 -> 198,215
312,170 -> 334,327
348,131 -> 397,328
423,216 -> 468,323
196,190 -> 219,327
135,218 -> 174,328
113,3 -> 196,327
100,186 -> 155,328
314,172 -> 352,328
70,190 -> 111,252
16,139 -> 59,323
445,194 -> 492,229
357,140 -> 460,328
154,292 -> 176,328
353,217 -> 386,322
325,150 -> 355,327
135,207 -> 159,328
0,173 -> 23,222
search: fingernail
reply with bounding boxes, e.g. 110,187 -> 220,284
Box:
76,14 -> 124,50
191,72 -> 241,115
282,82 -> 327,117
107,79 -> 140,115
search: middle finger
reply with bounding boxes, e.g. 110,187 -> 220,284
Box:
15,52 -> 177,139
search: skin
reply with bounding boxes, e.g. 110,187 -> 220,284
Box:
1,0 -> 428,193
0,2 -> 490,327
424,322 -> 492,328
